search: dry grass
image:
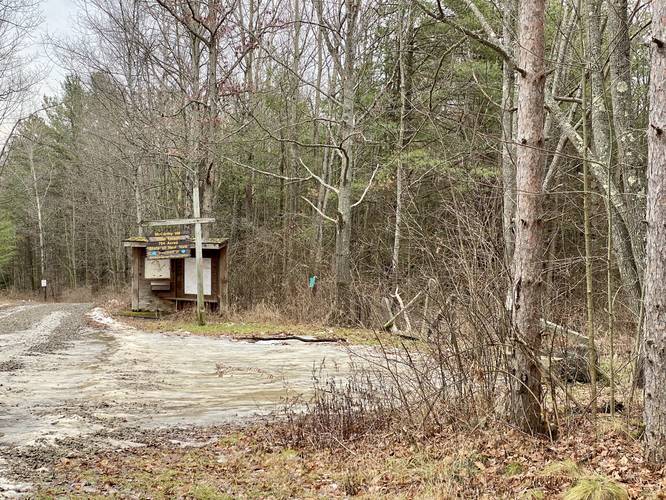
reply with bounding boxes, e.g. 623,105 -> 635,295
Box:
35,417 -> 665,499
563,477 -> 628,500
117,303 -> 389,346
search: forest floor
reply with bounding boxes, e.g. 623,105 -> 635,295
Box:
2,300 -> 664,498
31,415 -> 666,498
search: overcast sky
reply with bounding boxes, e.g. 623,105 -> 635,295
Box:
0,0 -> 80,139
36,0 -> 80,98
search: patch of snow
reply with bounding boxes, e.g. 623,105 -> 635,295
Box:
86,307 -> 129,331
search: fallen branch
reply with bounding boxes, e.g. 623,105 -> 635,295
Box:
399,335 -> 419,341
238,335 -> 346,343
540,319 -> 589,345
383,291 -> 423,331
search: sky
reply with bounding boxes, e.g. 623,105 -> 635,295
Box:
35,0 -> 80,99
0,0 -> 79,140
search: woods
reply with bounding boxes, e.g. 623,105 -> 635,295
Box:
1,0 -> 666,495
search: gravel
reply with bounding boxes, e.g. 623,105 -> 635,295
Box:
0,303 -> 92,366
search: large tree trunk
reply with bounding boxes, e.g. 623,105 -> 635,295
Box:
335,71 -> 355,322
509,0 -> 547,435
312,22 -> 327,269
643,0 -> 666,464
320,0 -> 359,323
201,0 -> 221,238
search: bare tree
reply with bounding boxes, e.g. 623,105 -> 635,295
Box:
0,0 -> 42,158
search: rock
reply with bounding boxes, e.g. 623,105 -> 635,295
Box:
547,345 -> 597,383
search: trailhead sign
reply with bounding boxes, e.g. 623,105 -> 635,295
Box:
147,230 -> 191,259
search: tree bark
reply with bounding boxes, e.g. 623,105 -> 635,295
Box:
335,67 -> 355,320
643,0 -> 666,464
609,0 -> 646,289
501,0 -> 516,265
201,0 -> 221,238
509,0 -> 547,435
391,1 -> 414,286
585,0 -> 643,315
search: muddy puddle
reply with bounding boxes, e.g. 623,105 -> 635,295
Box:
0,319 -> 359,448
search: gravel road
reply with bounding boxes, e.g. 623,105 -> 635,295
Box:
0,302 -> 356,498
0,303 -> 91,372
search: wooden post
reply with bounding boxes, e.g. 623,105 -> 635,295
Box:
218,245 -> 228,310
132,247 -> 140,310
192,180 -> 206,326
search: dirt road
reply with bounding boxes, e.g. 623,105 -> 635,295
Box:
0,303 -> 355,497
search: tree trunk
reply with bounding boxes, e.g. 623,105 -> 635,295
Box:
312,21 -> 326,269
643,0 -> 666,463
585,0 -> 643,316
317,0 -> 360,323
509,0 -> 547,435
501,0 -> 517,265
201,1 -> 221,238
28,143 -> 46,289
335,72 -> 355,322
610,0 -> 646,288
391,1 -> 414,286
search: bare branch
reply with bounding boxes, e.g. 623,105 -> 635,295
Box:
352,163 -> 381,208
298,158 -> 338,194
301,195 -> 337,224
220,155 -> 311,182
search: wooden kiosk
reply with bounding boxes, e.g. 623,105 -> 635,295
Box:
123,236 -> 229,312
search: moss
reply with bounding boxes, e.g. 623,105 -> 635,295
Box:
504,461 -> 524,476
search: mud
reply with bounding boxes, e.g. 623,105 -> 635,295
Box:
0,303 -> 357,497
